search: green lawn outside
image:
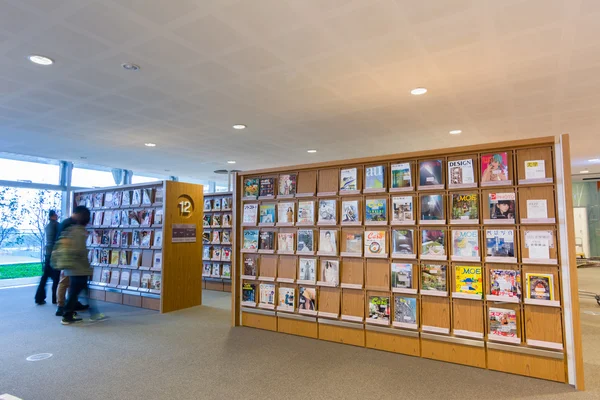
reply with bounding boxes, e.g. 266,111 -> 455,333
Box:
0,263 -> 43,279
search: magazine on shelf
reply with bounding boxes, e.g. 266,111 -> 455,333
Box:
341,200 -> 359,223
421,264 -> 447,293
93,212 -> 103,227
489,269 -> 520,299
367,296 -> 390,324
278,173 -> 297,196
93,193 -> 104,208
243,257 -> 257,277
212,247 -> 222,261
212,214 -> 222,228
298,258 -> 316,283
211,263 -> 221,277
120,210 -> 129,226
394,296 -> 417,326
297,230 -> 314,253
278,287 -> 295,312
222,197 -> 232,210
488,193 -> 516,221
392,229 -> 414,256
129,271 -> 141,288
259,231 -> 275,251
391,196 -> 413,223
318,230 -> 337,254
213,198 -> 221,211
222,248 -> 232,262
297,201 -> 315,225
481,152 -> 509,183
101,231 -> 110,246
298,286 -> 317,312
452,230 -> 480,259
119,270 -> 130,288
525,273 -> 554,301
109,269 -> 120,286
140,271 -> 152,289
524,230 -> 554,260
104,192 -> 114,208
419,160 -> 443,187
110,251 -> 120,266
140,209 -> 152,226
111,230 -> 121,247
259,178 -> 275,198
485,229 -> 515,258
421,229 -> 445,257
340,168 -> 358,192
451,193 -> 479,222
202,263 -> 211,277
391,163 -> 411,189
151,273 -> 161,291
100,268 -> 110,284
222,230 -> 231,244
243,204 -> 259,225
318,199 -> 337,224
244,178 -> 259,198
202,214 -> 211,228
111,212 -> 121,227
259,283 -> 276,307
319,259 -> 339,286
131,189 -> 142,206
278,232 -> 295,253
119,250 -> 129,266
420,194 -> 444,221
365,165 -> 385,190
526,199 -> 548,220
154,188 -> 164,204
121,232 -> 130,247
344,232 -> 362,255
259,204 -> 276,224
242,283 -> 257,305
524,160 -> 546,180
277,202 -> 295,224
391,263 -> 413,291
364,230 -> 386,256
454,265 -> 483,298
102,211 -> 112,226
203,199 -> 212,211
202,247 -> 211,260
489,308 -> 518,341
243,230 -> 259,250
211,230 -> 220,244
141,188 -> 153,205
140,230 -> 152,247
153,231 -> 162,248
153,252 -> 162,270
448,159 -> 475,186
365,198 -> 387,223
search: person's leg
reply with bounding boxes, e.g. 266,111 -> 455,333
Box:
84,280 -> 103,320
34,260 -> 51,304
62,276 -> 85,323
50,267 -> 60,304
55,274 -> 69,316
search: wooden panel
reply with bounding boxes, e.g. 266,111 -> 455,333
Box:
297,170 -> 317,194
223,281 -> 232,293
518,186 -> 556,221
319,287 -> 340,315
278,255 -> 297,280
122,294 -> 142,307
318,168 -> 339,193
487,349 -> 565,382
104,291 -> 123,304
142,296 -> 160,311
520,227 -> 558,260
341,258 -> 364,286
342,289 -> 364,319
365,258 -> 390,290
452,299 -> 484,335
318,324 -> 365,347
162,181 -> 203,313
278,318 -> 318,339
421,339 -> 486,368
365,331 -> 420,356
206,280 -> 224,291
259,254 -> 278,278
89,289 -> 105,301
421,296 -> 450,329
447,153 -> 479,185
242,312 -> 277,332
516,147 -> 554,181
524,306 -> 564,344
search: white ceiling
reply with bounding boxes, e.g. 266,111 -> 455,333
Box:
1,0 -> 600,181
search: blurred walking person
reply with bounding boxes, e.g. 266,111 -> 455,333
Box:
34,210 -> 60,305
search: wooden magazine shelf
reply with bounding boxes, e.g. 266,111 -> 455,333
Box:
233,135 -> 584,388
202,192 -> 234,292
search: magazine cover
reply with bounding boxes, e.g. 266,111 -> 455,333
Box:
421,229 -> 445,256
365,165 -> 385,190
365,198 -> 387,222
448,159 -> 475,185
223,214 -> 232,227
120,210 -> 129,226
365,230 -> 386,256
222,197 -> 232,210
298,258 -> 317,282
278,202 -> 295,224
119,250 -> 129,266
278,173 -> 297,195
392,229 -> 414,254
202,231 -> 211,244
345,233 -> 362,254
121,232 -> 130,247
341,200 -> 359,222
140,273 -> 151,290
259,231 -> 275,250
103,211 -> 112,226
297,201 -> 315,224
111,211 -> 121,227
154,188 -> 164,204
481,152 -> 509,182
202,263 -> 211,276
243,178 -> 259,198
110,251 -> 120,265
318,199 -> 336,224
320,259 -> 339,286
140,230 -> 152,247
451,193 -> 478,221
154,209 -> 163,225
119,270 -> 130,287
130,271 -> 141,287
111,230 -> 121,247
142,188 -> 153,205
526,273 -> 554,301
421,264 -> 447,291
243,229 -> 259,250
222,248 -> 231,261
319,230 -> 337,253
203,199 -> 212,211
202,247 -> 211,260
131,190 -> 141,207
340,168 -> 358,191
101,230 -> 111,246
278,287 -> 295,310
222,231 -> 231,244
211,263 -> 221,277
391,163 -> 411,189
298,286 -> 316,311
243,204 -> 259,225
391,263 -> 413,289
93,212 -> 103,226
392,196 -> 413,222
213,198 -> 221,211
151,273 -> 161,290
100,268 -> 110,283
368,296 -> 390,322
140,209 -> 153,226
243,257 -> 257,276
489,193 -> 516,220
259,203 -> 276,224
419,160 -> 443,186
211,230 -> 220,244
394,296 -> 417,325
202,214 -> 211,227
485,229 -> 515,257
259,283 -> 276,305
297,230 -> 314,253
104,192 -> 114,207
242,283 -> 257,303
212,247 -> 222,261
121,191 -> 131,207
490,269 -> 521,298
420,194 -> 444,221
93,193 -> 104,208
278,232 -> 295,252
455,265 -> 483,296
212,214 -> 222,227
153,252 -> 162,270
259,178 -> 275,197
452,230 -> 479,257
112,192 -> 122,208
489,308 -> 518,339
221,265 -> 231,278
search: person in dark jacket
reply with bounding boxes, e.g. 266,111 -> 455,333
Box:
34,210 -> 61,305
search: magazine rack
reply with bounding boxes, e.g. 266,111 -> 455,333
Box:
202,192 -> 234,292
75,180 -> 204,313
232,135 -> 584,388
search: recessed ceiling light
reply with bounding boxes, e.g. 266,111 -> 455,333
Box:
410,87 -> 427,95
227,160 -> 236,164
28,55 -> 53,66
580,170 -> 589,174
164,169 -> 170,172
233,124 -> 246,130
307,149 -> 317,153
79,156 -> 87,160
449,130 -> 462,135
588,158 -> 600,163
144,143 -> 156,147
122,63 -> 140,71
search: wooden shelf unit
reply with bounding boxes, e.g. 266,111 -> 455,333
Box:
202,191 -> 234,293
75,180 -> 204,313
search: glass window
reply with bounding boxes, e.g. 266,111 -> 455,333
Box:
132,175 -> 161,184
71,167 -> 116,188
0,186 -> 62,279
573,181 -> 600,258
0,158 -> 59,185
216,185 -> 229,192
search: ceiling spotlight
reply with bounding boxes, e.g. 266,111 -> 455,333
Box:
449,130 -> 462,135
588,158 -> 600,163
80,156 -> 87,160
233,124 -> 246,130
410,87 -> 427,95
144,143 -> 156,147
122,63 -> 140,71
580,170 -> 589,174
227,160 -> 236,164
28,55 -> 54,66
307,149 -> 317,153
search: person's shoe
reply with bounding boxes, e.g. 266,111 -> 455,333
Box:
75,302 -> 89,311
55,307 -> 64,316
52,301 -> 57,305
89,313 -> 107,322
61,315 -> 83,325
35,300 -> 46,305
